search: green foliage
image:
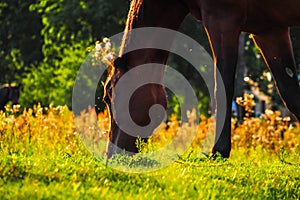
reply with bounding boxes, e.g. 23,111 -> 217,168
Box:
18,0 -> 128,108
29,0 -> 127,60
20,43 -> 87,107
1,0 -> 128,108
1,0 -> 300,112
0,0 -> 43,83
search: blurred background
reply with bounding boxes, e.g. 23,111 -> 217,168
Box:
1,0 -> 300,118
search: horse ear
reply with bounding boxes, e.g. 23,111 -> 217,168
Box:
18,83 -> 23,91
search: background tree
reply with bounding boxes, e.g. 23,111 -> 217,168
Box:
11,0 -> 127,107
1,1 -> 299,114
0,0 -> 43,83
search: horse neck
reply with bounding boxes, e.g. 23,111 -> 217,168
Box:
118,0 -> 188,72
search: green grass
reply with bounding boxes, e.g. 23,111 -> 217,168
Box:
0,105 -> 299,199
1,142 -> 299,199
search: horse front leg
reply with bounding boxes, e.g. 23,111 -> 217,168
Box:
252,28 -> 300,120
204,19 -> 241,158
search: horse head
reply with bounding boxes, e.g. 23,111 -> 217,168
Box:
104,54 -> 168,158
9,84 -> 21,106
104,56 -> 141,158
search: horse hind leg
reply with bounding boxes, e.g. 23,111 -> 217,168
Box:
252,28 -> 300,120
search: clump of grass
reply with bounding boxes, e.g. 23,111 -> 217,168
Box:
232,93 -> 300,154
0,104 -> 82,157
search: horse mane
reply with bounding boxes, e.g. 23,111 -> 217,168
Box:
103,0 -> 144,105
119,0 -> 144,57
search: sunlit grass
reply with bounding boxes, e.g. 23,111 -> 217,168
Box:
0,101 -> 299,199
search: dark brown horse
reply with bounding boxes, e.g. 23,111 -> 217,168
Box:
105,0 -> 300,158
0,84 -> 21,111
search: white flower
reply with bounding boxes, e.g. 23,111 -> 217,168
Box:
95,43 -> 101,51
105,42 -> 111,51
103,37 -> 109,43
103,53 -> 114,62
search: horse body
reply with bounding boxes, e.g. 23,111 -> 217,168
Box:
243,1 -> 300,32
105,0 -> 300,158
186,0 -> 300,31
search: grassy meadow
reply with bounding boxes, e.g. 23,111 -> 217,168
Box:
0,103 -> 300,199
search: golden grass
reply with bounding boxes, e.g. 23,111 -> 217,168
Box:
1,95 -> 299,157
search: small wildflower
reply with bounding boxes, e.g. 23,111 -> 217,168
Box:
265,109 -> 274,116
95,42 -> 101,51
105,42 -> 111,51
103,37 -> 109,43
103,53 -> 114,62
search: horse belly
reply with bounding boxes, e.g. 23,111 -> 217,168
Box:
244,0 -> 300,33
